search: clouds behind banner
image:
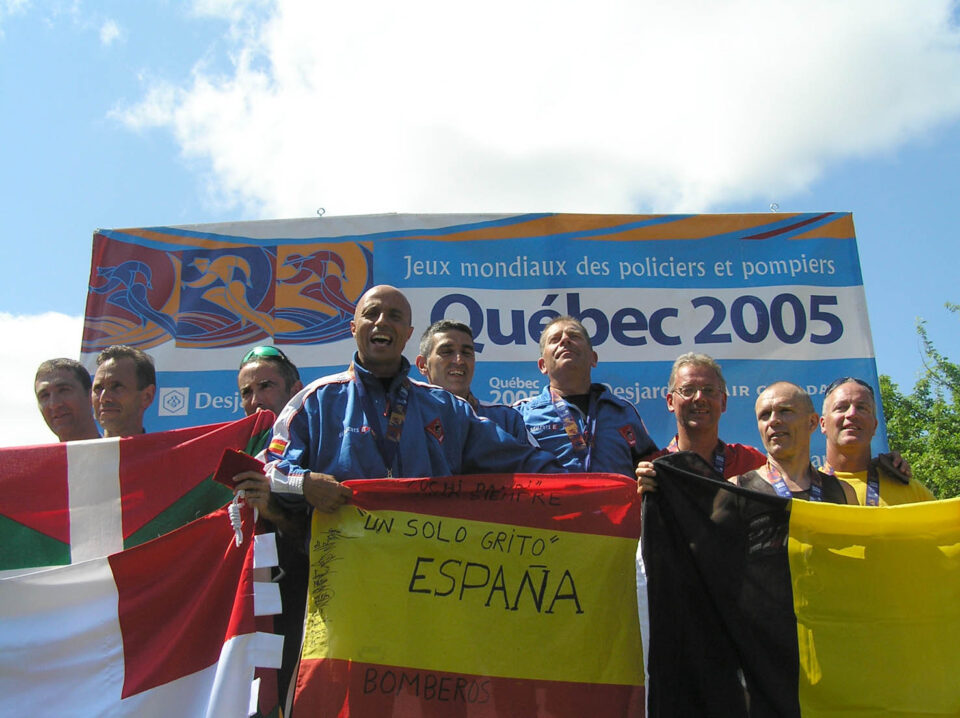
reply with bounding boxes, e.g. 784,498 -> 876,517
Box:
114,0 -> 960,216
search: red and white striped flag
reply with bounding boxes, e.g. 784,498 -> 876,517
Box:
0,505 -> 283,717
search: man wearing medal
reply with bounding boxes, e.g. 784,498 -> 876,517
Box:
734,381 -> 857,503
637,353 -> 765,491
515,315 -> 657,477
819,377 -> 934,505
263,285 -> 562,512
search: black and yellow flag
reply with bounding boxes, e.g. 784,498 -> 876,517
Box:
643,452 -> 960,717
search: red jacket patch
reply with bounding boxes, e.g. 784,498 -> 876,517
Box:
425,418 -> 445,444
618,425 -> 637,447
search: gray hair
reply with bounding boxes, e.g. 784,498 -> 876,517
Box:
668,352 -> 726,392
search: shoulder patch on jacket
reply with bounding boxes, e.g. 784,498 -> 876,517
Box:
618,425 -> 637,447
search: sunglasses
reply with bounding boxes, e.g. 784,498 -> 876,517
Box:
241,346 -> 293,367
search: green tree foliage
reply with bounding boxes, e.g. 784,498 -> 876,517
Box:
879,303 -> 960,499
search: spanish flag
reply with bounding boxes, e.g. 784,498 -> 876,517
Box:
294,474 -> 645,717
642,452 -> 960,717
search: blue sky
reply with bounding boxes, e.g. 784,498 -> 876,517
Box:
3,0 -> 960,446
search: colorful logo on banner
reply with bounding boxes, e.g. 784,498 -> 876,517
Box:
274,244 -> 373,343
82,233 -> 373,351
177,247 -> 276,347
84,249 -> 180,350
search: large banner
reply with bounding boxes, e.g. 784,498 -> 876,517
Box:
80,212 -> 882,460
294,473 -> 645,717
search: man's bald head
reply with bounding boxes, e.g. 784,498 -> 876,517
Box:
354,285 -> 411,324
756,381 -> 815,416
350,285 -> 415,377
754,382 -> 818,461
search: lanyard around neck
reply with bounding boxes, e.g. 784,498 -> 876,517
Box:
822,461 -> 879,506
550,387 -> 598,472
766,461 -> 823,502
352,366 -> 410,478
668,436 -> 727,477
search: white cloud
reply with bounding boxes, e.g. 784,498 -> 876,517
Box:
0,312 -> 86,448
115,0 -> 960,216
99,17 -> 120,46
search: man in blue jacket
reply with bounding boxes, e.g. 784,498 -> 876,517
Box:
415,319 -> 531,444
515,316 -> 657,478
263,285 -> 562,512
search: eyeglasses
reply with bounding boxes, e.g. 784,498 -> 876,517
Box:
241,346 -> 293,367
674,385 -> 722,399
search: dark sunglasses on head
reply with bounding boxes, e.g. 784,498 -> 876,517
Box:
823,376 -> 874,401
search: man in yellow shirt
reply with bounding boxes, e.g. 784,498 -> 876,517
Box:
820,377 -> 935,505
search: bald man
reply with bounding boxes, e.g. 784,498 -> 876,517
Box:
261,285 -> 562,512
734,382 -> 857,504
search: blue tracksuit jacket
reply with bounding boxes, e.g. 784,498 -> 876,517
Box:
514,383 -> 656,477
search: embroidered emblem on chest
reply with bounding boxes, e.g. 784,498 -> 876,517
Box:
425,418 -> 445,443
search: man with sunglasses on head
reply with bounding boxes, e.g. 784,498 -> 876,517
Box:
415,319 -> 530,443
234,346 -> 307,520
819,376 -> 933,505
237,345 -> 304,418
233,345 -> 306,511
233,345 -> 307,710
